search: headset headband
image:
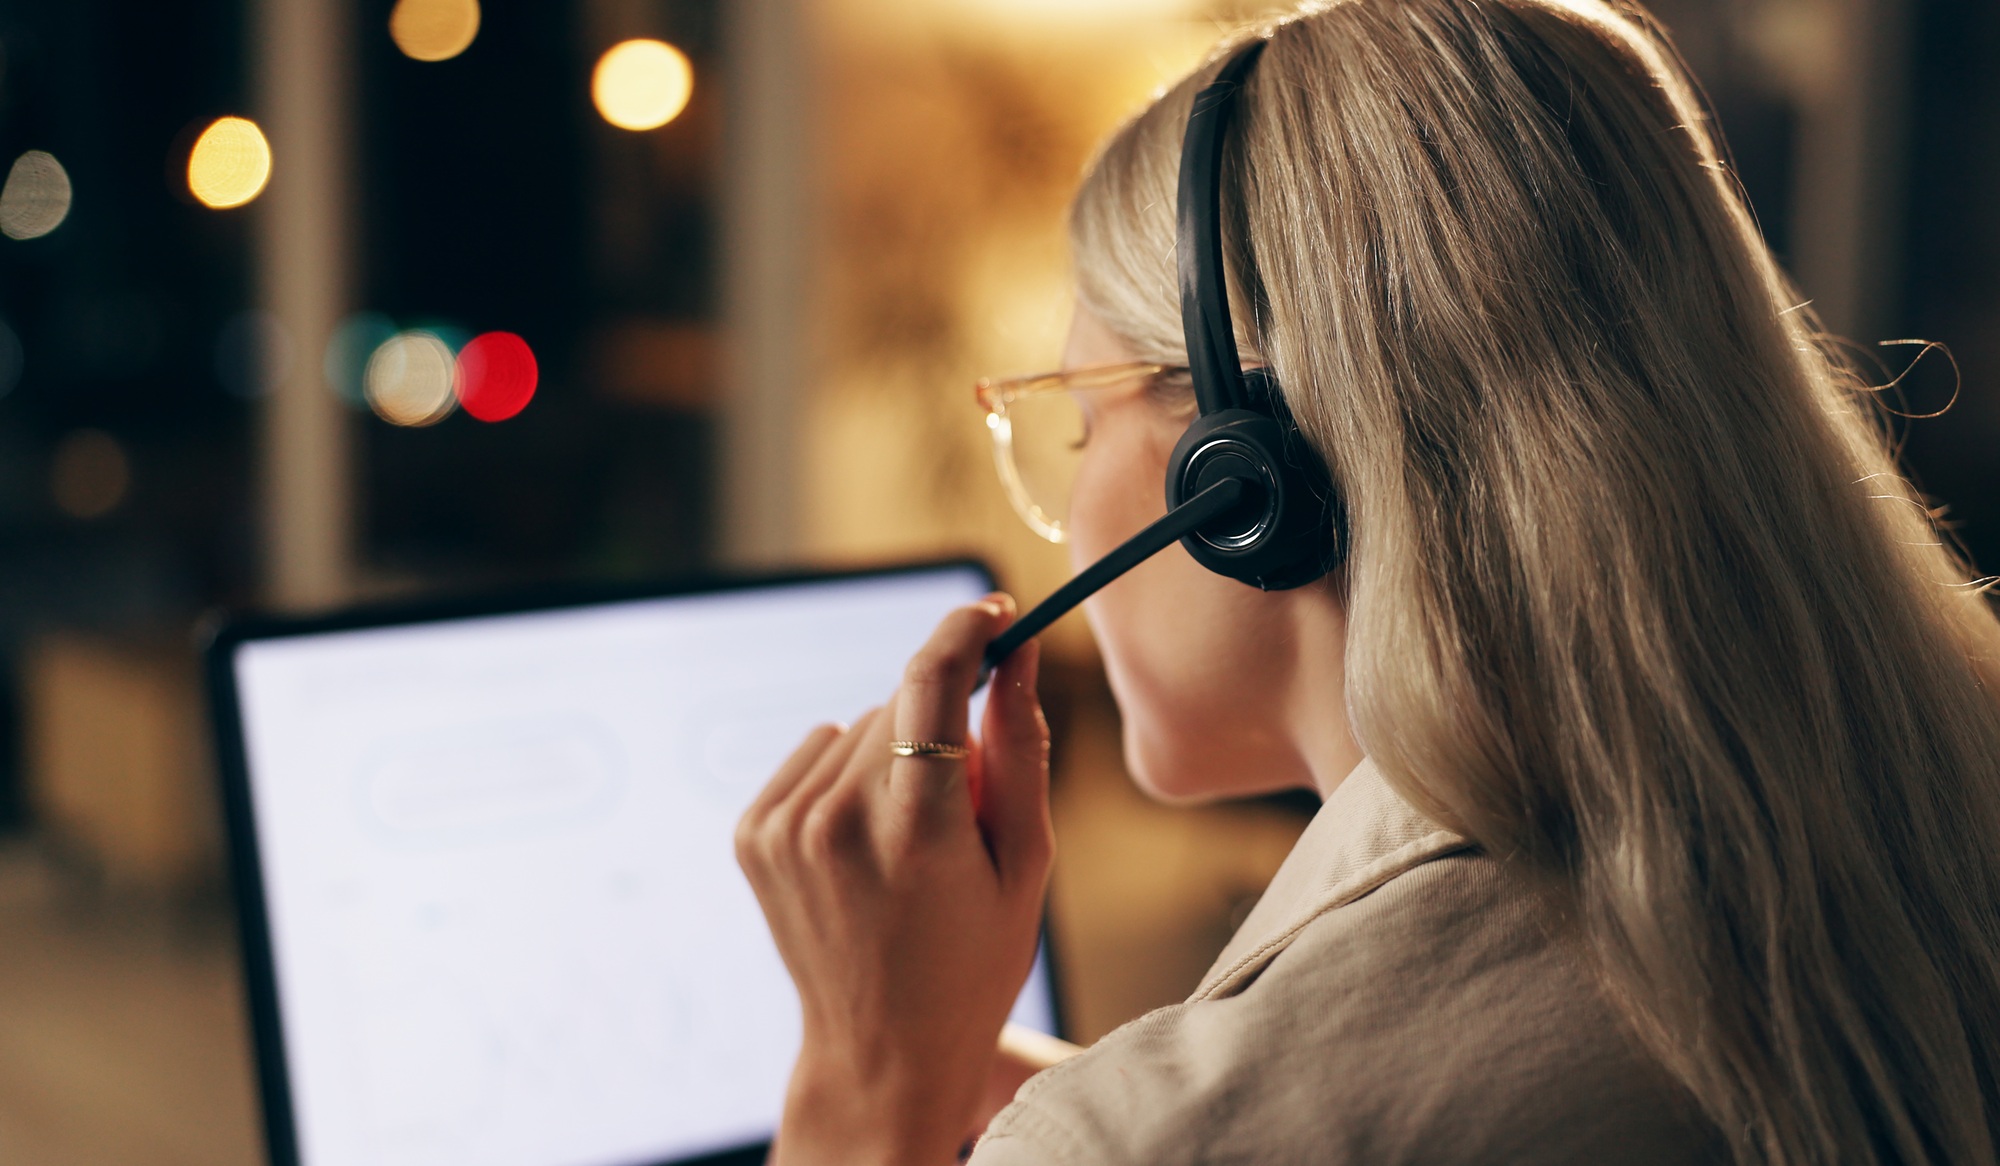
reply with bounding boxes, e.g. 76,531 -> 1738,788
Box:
1177,40 -> 1267,416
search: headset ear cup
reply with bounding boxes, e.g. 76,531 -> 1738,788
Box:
1168,41 -> 1344,591
1163,386 -> 1344,591
1246,368 -> 1346,585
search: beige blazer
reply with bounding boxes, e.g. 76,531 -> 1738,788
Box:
973,759 -> 1721,1164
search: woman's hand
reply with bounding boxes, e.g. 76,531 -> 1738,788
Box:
735,595 -> 1055,1166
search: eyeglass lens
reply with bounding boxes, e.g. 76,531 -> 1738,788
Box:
997,389 -> 1088,541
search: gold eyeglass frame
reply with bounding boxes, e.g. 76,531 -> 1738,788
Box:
974,360 -> 1184,543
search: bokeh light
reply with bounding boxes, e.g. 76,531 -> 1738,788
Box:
50,430 -> 131,519
364,330 -> 458,427
389,0 -> 481,62
592,39 -> 693,131
325,311 -> 397,407
454,331 -> 537,421
419,320 -> 471,357
0,151 -> 72,240
187,117 -> 272,209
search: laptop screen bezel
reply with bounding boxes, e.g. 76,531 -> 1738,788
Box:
203,559 -> 1066,1166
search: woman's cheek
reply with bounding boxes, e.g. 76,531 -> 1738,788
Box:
1067,407 -> 1237,800
1066,439 -> 1126,571
1070,414 -> 1174,557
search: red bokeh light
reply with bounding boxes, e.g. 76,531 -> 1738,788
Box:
454,331 -> 538,422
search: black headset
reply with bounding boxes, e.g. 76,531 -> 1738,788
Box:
983,39 -> 1345,674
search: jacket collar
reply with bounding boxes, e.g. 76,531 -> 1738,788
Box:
1192,757 -> 1472,1001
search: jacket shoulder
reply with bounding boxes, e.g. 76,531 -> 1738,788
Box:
974,852 -> 1720,1166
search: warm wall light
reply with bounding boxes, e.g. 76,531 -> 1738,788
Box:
592,39 -> 693,131
948,0 -> 1199,20
188,117 -> 272,210
0,151 -> 72,240
390,0 -> 481,62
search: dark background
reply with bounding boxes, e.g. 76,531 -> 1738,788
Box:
0,1 -> 1993,1159
0,0 -> 724,830
0,0 -> 1992,830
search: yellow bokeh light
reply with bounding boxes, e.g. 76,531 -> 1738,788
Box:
389,0 -> 481,63
592,39 -> 693,131
188,117 -> 272,210
365,331 -> 459,427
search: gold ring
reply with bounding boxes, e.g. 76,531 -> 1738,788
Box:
889,740 -> 971,760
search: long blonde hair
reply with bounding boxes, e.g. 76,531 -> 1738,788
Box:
1071,2 -> 2000,1162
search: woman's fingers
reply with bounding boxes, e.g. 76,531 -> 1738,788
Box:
746,595 -> 1036,890
772,706 -> 884,835
736,593 -> 1056,1166
739,707 -> 882,878
745,722 -> 846,823
977,637 -> 1054,886
888,595 -> 1015,816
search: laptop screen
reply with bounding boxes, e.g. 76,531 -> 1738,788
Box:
219,564 -> 1058,1166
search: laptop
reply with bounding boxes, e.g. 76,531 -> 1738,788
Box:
206,561 -> 1062,1166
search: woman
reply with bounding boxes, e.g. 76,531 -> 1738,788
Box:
734,0 -> 2000,1162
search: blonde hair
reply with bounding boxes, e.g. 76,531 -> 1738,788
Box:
1071,2 -> 2000,1162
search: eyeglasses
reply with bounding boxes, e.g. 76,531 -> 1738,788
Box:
975,360 -> 1189,543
